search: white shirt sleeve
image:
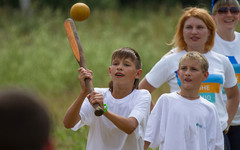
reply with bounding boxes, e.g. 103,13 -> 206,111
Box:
144,95 -> 166,149
206,104 -> 224,150
71,97 -> 95,131
128,90 -> 151,139
129,90 -> 151,123
145,56 -> 170,88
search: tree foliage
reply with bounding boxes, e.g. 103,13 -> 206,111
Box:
1,0 -> 211,11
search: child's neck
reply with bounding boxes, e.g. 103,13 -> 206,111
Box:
177,91 -> 200,100
112,86 -> 134,99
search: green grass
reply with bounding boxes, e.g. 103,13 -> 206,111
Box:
1,5 -> 239,149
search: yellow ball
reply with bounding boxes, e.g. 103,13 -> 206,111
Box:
70,3 -> 90,21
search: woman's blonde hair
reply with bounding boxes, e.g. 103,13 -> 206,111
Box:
170,7 -> 216,52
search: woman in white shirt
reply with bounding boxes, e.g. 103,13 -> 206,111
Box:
211,0 -> 240,149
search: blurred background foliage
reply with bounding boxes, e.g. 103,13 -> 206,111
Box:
1,0 -> 211,11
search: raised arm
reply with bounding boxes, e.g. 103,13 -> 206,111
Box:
63,91 -> 88,128
63,67 -> 92,129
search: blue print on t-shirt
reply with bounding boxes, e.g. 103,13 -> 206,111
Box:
222,56 -> 240,95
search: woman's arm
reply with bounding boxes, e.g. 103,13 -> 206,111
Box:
139,77 -> 156,110
139,77 -> 156,93
224,84 -> 240,131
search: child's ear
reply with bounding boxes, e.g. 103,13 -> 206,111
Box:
108,66 -> 112,76
135,69 -> 143,79
202,71 -> 209,81
177,69 -> 180,76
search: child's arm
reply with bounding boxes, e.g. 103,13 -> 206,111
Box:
104,110 -> 138,134
88,92 -> 138,134
63,67 -> 92,129
144,141 -> 150,150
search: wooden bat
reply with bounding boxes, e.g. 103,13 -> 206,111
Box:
64,18 -> 104,116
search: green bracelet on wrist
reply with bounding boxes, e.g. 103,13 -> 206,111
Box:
103,104 -> 108,113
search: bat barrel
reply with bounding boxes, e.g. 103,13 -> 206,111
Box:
65,18 -> 104,116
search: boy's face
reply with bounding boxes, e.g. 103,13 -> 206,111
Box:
109,57 -> 142,87
177,59 -> 209,91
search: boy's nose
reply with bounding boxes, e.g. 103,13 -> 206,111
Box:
117,65 -> 123,70
185,69 -> 191,76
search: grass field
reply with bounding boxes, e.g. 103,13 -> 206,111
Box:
1,5 -> 239,150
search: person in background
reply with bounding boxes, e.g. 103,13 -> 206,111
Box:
63,47 -> 151,150
211,0 -> 240,149
139,7 -> 239,150
144,51 -> 223,150
0,88 -> 54,150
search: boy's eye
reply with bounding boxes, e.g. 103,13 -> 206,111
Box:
191,67 -> 199,71
180,66 -> 187,70
112,62 -> 119,66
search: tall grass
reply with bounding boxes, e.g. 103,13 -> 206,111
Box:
2,5 -> 238,149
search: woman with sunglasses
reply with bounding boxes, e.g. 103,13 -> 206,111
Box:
139,7 -> 239,150
211,0 -> 240,150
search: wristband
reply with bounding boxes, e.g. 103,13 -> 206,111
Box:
103,104 -> 108,113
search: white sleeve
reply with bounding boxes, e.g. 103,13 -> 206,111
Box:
128,90 -> 151,138
145,57 -> 170,88
72,88 -> 108,131
144,95 -> 165,149
71,98 -> 95,131
207,105 -> 224,150
129,90 -> 151,123
223,56 -> 237,88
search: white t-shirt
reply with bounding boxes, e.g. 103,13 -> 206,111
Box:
72,88 -> 151,150
212,32 -> 240,126
145,50 -> 237,130
145,92 -> 224,150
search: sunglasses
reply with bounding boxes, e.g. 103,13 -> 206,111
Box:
217,7 -> 240,15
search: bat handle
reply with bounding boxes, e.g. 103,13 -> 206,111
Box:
85,78 -> 104,116
94,103 -> 104,116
